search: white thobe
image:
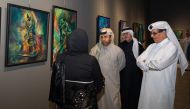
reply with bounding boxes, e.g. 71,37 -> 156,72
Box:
137,38 -> 178,109
181,37 -> 190,58
90,43 -> 126,109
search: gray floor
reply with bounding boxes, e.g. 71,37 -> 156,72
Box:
49,66 -> 190,109
174,66 -> 190,109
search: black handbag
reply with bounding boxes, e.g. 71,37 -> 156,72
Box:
49,53 -> 66,106
64,81 -> 98,109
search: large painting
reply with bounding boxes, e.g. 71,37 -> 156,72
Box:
6,3 -> 49,66
96,15 -> 110,42
118,20 -> 127,43
132,22 -> 144,43
174,30 -> 183,40
52,6 -> 77,64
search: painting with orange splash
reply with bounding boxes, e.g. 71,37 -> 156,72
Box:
6,4 -> 49,66
51,6 -> 77,65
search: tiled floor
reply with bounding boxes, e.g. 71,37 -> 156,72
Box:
174,67 -> 190,109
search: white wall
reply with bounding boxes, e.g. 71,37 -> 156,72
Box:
125,0 -> 146,24
66,0 -> 128,46
0,0 -> 145,109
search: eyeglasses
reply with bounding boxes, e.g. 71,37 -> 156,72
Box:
150,32 -> 160,36
150,29 -> 166,36
100,35 -> 111,39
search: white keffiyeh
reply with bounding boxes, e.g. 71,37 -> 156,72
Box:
148,21 -> 188,75
121,27 -> 139,59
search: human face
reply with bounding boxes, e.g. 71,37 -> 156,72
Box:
122,32 -> 132,42
101,35 -> 112,46
150,29 -> 167,43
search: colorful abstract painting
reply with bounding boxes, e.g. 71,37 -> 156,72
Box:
138,24 -> 144,42
52,6 -> 77,64
174,30 -> 183,39
118,20 -> 127,43
96,15 -> 110,42
132,22 -> 144,43
6,4 -> 49,66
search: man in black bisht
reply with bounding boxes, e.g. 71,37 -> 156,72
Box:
118,27 -> 144,109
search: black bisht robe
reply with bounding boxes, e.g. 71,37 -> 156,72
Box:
119,40 -> 144,109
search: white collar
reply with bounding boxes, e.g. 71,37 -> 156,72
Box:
157,38 -> 169,47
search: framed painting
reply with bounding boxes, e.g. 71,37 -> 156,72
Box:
6,3 -> 49,66
96,15 -> 110,43
174,30 -> 183,40
132,22 -> 144,43
118,20 -> 127,43
51,6 -> 77,64
138,24 -> 144,43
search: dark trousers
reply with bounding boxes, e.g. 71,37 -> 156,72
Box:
120,69 -> 142,109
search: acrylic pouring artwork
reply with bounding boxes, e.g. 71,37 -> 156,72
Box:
174,30 -> 183,40
138,24 -> 144,42
132,22 -> 144,43
118,20 -> 127,43
96,15 -> 110,42
52,6 -> 77,64
6,4 -> 49,66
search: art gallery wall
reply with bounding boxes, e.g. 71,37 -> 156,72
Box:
0,0 -> 146,109
66,0 -> 146,47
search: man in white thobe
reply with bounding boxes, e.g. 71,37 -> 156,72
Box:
90,28 -> 126,109
180,30 -> 190,61
137,21 -> 188,109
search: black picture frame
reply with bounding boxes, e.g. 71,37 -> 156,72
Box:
5,3 -> 50,66
118,20 -> 127,43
